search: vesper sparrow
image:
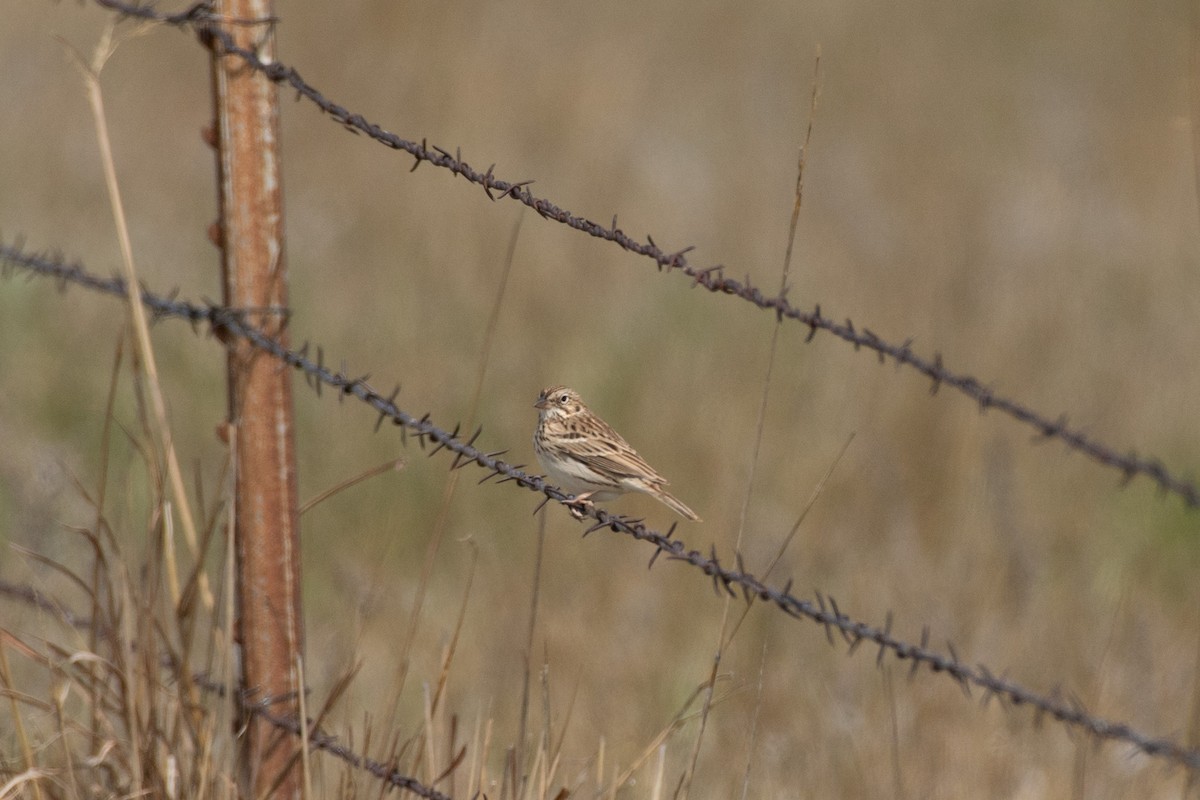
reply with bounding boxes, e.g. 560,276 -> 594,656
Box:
533,385 -> 701,521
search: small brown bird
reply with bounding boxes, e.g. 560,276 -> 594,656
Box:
532,385 -> 700,521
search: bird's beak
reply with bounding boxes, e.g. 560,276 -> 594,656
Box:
534,398 -> 549,410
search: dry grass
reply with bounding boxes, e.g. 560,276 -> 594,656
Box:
3,1 -> 1200,798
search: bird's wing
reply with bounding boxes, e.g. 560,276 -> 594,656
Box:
570,419 -> 668,485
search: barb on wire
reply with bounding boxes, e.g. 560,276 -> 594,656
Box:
86,0 -> 1200,509
3,241 -> 1198,773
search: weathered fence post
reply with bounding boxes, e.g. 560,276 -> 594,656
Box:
209,3 -> 304,797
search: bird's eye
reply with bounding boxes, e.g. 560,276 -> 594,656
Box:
559,394 -> 569,403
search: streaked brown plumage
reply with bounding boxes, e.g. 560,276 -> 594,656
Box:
532,385 -> 700,521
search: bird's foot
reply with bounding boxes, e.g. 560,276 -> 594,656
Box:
567,492 -> 596,519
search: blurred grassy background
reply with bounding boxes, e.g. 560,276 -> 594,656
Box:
3,0 -> 1200,796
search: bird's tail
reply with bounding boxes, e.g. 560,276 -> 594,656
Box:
655,488 -> 701,521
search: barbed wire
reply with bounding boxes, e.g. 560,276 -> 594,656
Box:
0,578 -> 95,631
84,0 -> 1200,510
186,673 -> 457,800
3,241 -> 1197,773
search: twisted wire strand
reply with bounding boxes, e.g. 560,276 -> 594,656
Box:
187,673 -> 456,800
3,241 -> 1197,772
80,0 -> 1200,509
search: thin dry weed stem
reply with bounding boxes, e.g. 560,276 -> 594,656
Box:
681,50 -> 822,800
538,656 -> 553,786
431,543 -> 478,717
0,643 -> 44,800
723,432 -> 853,649
90,329 -> 125,762
737,640 -> 769,800
547,667 -> 580,787
0,768 -> 51,800
1072,575 -> 1131,799
298,458 -> 406,516
517,509 -> 547,795
602,681 -> 730,796
650,744 -> 666,800
678,609 -> 727,800
385,211 -> 522,724
883,666 -> 907,800
409,545 -> 477,789
66,23 -> 212,614
298,656 -> 313,800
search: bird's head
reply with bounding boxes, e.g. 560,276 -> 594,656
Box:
535,385 -> 585,420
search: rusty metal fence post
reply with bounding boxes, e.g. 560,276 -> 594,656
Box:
209,2 -> 304,797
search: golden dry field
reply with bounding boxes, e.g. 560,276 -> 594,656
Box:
2,1 -> 1199,797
